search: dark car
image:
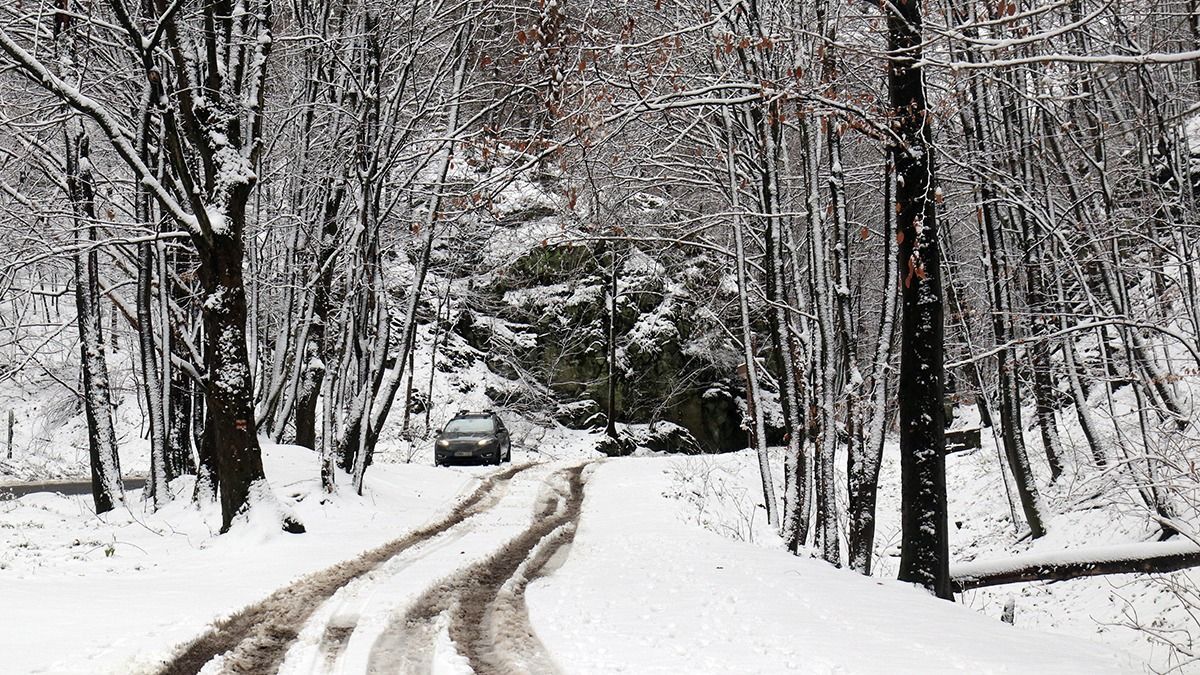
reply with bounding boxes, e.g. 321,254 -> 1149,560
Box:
434,411 -> 512,466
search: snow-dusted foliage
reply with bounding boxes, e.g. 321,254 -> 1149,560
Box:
4,0 -> 1200,670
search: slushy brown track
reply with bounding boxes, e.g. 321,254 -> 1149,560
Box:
370,464 -> 587,675
156,462 -> 534,675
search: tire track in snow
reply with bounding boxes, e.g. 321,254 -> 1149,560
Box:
368,463 -> 588,674
155,462 -> 535,675
301,497 -> 490,672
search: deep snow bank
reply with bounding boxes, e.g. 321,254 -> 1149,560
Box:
527,456 -> 1139,674
0,442 -> 482,674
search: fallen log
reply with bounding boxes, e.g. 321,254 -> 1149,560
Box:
951,540 -> 1200,591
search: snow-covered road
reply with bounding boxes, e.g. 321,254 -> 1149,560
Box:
271,461 -> 585,675
159,461 -> 560,674
247,456 -> 1139,675
0,476 -> 146,497
2,446 -> 1145,674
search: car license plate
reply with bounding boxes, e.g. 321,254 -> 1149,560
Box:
455,450 -> 473,457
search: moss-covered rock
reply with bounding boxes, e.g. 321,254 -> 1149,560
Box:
554,399 -> 607,429
637,421 -> 704,455
493,242 -> 601,294
463,237 -> 764,452
595,433 -> 635,457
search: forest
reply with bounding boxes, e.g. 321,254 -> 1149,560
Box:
3,0 -> 1200,672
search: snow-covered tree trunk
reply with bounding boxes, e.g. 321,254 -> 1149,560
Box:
888,0 -> 953,599
817,0 -> 859,569
134,79 -> 171,507
66,131 -> 124,515
721,104 -> 779,527
782,167 -> 814,551
197,219 -> 290,531
848,153 -> 898,575
798,110 -> 839,562
138,237 -> 171,510
763,144 -> 805,550
295,183 -> 346,451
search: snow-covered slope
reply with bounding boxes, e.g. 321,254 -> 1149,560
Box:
0,346 -> 151,480
0,443 -> 484,674
528,455 -> 1139,674
870,394 -> 1200,672
4,440 -> 1144,675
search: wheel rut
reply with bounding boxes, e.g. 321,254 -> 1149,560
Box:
155,463 -> 534,675
368,463 -> 588,675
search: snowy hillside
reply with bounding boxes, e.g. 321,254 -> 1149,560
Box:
5,0 -> 1200,671
0,445 -> 1140,674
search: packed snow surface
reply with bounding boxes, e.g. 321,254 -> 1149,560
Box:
0,443 -> 479,674
527,456 -> 1140,674
0,439 -> 1148,674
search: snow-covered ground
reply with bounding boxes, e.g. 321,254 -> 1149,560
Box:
869,394 -> 1200,672
0,443 -> 490,674
2,438 -> 1147,674
0,295 -> 1190,673
0,346 -> 152,480
528,455 -> 1138,675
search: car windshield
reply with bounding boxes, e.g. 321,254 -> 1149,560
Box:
443,417 -> 493,434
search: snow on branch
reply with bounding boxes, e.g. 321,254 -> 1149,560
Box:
946,318 -> 1200,371
923,49 -> 1200,70
952,541 -> 1200,591
0,28 -> 198,234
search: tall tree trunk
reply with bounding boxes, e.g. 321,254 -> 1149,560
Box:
605,241 -> 620,440
889,0 -> 952,599
295,182 -> 345,450
66,131 -> 124,515
827,124 -> 856,569
981,203 -> 1048,538
765,151 -> 805,551
800,111 -> 839,563
134,76 -> 171,509
781,151 -> 814,550
721,104 -> 779,527
198,218 -> 301,532
849,153 -> 898,575
138,237 -> 171,509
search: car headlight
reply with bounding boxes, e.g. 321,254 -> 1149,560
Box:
436,439 -> 449,447
476,439 -> 492,447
